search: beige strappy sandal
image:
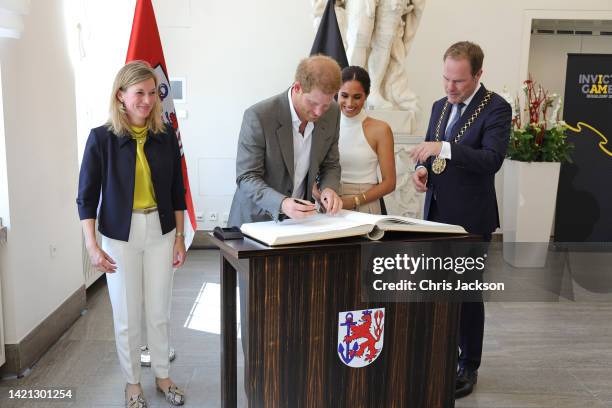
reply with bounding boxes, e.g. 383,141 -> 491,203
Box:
125,385 -> 148,408
156,380 -> 185,406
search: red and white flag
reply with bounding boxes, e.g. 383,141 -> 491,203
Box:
126,0 -> 197,249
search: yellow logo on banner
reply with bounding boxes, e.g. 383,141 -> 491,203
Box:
579,74 -> 612,98
565,121 -> 612,158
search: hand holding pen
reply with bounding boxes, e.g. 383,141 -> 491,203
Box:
280,197 -> 317,219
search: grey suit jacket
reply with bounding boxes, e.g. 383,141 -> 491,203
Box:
228,90 -> 341,227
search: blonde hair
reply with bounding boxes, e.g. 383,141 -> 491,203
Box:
107,60 -> 165,136
295,55 -> 342,94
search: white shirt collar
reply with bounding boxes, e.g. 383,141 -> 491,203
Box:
287,86 -> 314,135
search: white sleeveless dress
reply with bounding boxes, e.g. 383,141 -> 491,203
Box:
338,109 -> 381,214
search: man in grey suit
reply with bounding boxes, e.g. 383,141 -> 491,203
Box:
228,55 -> 344,228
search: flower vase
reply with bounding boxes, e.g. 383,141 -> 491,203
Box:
502,159 -> 561,267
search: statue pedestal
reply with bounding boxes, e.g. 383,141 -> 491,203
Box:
367,108 -> 415,137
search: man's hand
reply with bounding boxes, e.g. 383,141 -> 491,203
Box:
410,141 -> 442,163
281,197 -> 317,219
412,167 -> 428,193
320,187 -> 342,215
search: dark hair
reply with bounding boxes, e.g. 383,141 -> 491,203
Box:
341,65 -> 371,96
443,41 -> 484,76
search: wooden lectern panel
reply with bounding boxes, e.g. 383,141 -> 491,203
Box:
245,249 -> 458,407
213,235 -> 464,408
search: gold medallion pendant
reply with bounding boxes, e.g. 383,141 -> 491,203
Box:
430,91 -> 494,176
432,156 -> 446,174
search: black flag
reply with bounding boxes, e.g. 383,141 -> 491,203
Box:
310,0 -> 348,68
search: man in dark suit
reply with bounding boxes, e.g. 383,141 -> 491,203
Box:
411,41 -> 511,399
228,55 -> 343,228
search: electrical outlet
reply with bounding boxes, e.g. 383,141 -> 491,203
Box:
207,212 -> 218,222
49,244 -> 57,258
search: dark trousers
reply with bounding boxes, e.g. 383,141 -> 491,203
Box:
428,196 -> 489,372
458,301 -> 485,371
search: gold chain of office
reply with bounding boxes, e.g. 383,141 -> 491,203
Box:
431,90 -> 494,174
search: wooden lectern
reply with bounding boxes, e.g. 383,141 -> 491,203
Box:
210,233 -> 468,408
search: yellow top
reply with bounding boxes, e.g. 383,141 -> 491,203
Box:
130,125 -> 157,209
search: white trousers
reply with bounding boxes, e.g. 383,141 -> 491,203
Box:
102,211 -> 175,384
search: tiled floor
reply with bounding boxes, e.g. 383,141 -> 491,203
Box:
0,248 -> 611,407
0,250 -> 245,408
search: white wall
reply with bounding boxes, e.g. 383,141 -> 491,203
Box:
0,0 -> 83,343
0,63 -> 8,226
64,0 -> 134,163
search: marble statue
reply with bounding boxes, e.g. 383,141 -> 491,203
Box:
312,0 -> 425,111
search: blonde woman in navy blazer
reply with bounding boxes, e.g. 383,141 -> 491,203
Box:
77,61 -> 186,407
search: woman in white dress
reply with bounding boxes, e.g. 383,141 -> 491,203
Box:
337,65 -> 396,213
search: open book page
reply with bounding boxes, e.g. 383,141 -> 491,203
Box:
240,212 -> 374,246
339,210 -> 467,234
240,210 -> 466,246
377,215 -> 466,234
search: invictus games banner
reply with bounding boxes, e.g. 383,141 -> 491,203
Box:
555,54 -> 612,243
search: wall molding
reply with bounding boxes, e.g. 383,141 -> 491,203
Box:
0,285 -> 85,377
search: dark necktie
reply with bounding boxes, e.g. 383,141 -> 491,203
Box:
444,102 -> 465,141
